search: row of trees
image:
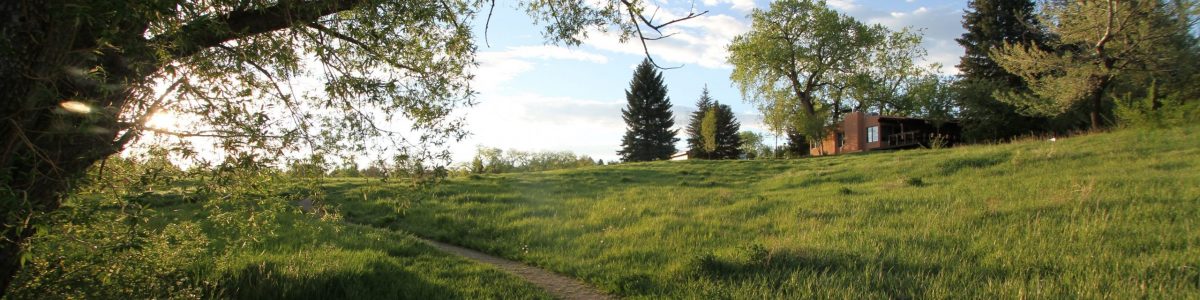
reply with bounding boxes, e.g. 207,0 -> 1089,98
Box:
728,0 -> 1200,147
466,147 -> 600,174
736,130 -> 811,160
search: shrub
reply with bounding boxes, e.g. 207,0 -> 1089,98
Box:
1115,81 -> 1200,128
682,253 -> 726,278
742,243 -> 770,267
905,177 -> 926,187
838,187 -> 854,195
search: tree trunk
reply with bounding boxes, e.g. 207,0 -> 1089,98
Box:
1089,74 -> 1112,131
0,0 -> 377,294
0,2 -> 163,295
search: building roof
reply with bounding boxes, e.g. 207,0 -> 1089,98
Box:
873,115 -> 960,123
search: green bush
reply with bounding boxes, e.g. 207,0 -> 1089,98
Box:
1115,84 -> 1200,128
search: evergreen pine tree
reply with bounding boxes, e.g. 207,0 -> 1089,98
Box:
955,0 -> 1071,141
784,128 -> 809,158
710,102 -> 743,159
686,87 -> 715,159
686,88 -> 742,160
618,59 -> 679,162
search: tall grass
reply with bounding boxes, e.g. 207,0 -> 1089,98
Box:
329,125 -> 1200,298
9,172 -> 551,299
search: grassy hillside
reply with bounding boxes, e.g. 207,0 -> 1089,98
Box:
10,177 -> 551,299
330,125 -> 1200,298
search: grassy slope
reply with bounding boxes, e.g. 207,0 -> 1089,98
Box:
191,207 -> 554,299
11,196 -> 552,299
330,126 -> 1200,299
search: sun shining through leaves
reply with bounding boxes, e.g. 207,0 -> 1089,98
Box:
145,111 -> 181,131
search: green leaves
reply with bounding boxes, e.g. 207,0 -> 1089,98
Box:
701,109 -> 718,153
728,0 -> 924,138
989,0 -> 1197,128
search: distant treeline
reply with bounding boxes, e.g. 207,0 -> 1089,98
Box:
462,147 -> 602,175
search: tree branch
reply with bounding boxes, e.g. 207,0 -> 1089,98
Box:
484,0 -> 497,47
144,127 -> 292,139
618,0 -> 708,69
153,0 -> 366,59
1094,0 -> 1116,57
304,22 -> 421,72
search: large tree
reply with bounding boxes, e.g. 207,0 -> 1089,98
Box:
955,0 -> 1067,141
618,59 -> 678,162
0,0 -> 704,293
727,0 -> 921,146
991,0 -> 1196,130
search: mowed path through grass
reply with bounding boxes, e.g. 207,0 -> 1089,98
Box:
328,126 -> 1200,298
416,237 -> 613,300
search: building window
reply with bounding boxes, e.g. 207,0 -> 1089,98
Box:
867,126 -> 879,143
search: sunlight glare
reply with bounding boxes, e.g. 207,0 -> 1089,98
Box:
145,111 -> 180,130
60,100 -> 92,114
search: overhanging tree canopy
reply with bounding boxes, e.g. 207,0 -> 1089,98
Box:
0,0 -> 704,293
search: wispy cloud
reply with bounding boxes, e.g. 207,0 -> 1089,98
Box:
474,45 -> 610,92
826,0 -> 862,12
581,12 -> 750,69
834,4 -> 966,74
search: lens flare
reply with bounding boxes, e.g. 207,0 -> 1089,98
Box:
60,100 -> 92,114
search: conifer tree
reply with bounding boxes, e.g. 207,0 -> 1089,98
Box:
618,59 -> 679,162
710,102 -> 743,159
954,0 -> 1065,141
686,88 -> 716,159
686,88 -> 742,160
991,1 -> 1197,130
784,128 -> 809,158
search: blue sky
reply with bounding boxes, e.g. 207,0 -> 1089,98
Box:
448,0 -> 971,163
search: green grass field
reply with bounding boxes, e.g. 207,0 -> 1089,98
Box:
10,178 -> 551,299
328,125 -> 1200,298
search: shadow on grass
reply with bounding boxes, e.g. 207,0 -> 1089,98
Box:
222,259 -> 446,299
938,151 -> 1012,174
684,247 -> 942,299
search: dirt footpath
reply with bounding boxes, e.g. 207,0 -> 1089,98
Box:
417,238 -> 614,300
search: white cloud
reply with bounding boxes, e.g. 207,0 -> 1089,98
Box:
702,0 -> 756,12
826,0 -> 861,12
452,92 -> 626,162
582,13 -> 750,69
474,46 -> 609,92
846,5 -> 966,74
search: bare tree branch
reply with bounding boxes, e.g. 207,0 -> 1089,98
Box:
485,0 -> 497,47
618,1 -> 708,69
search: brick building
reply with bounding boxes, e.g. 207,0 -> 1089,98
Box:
810,111 -> 961,156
